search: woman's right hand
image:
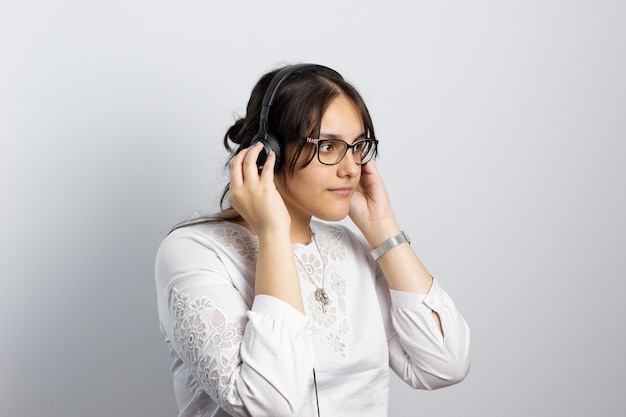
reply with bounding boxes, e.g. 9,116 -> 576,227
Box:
228,142 -> 291,237
230,143 -> 304,313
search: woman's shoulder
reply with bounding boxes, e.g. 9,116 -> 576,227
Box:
168,218 -> 252,237
160,219 -> 257,252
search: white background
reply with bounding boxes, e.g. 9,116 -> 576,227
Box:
2,1 -> 625,416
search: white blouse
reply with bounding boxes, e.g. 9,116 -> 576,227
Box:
155,220 -> 470,417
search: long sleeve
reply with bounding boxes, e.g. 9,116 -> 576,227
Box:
156,221 -> 470,417
155,226 -> 316,417
307,222 -> 470,393
377,273 -> 471,390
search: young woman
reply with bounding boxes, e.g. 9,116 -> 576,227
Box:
155,63 -> 470,417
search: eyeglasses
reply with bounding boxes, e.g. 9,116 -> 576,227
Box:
305,137 -> 378,165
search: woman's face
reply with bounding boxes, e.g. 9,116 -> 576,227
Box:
276,94 -> 365,225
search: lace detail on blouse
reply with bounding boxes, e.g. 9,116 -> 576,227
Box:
171,289 -> 243,414
203,223 -> 353,358
207,227 -> 258,264
296,226 -> 352,358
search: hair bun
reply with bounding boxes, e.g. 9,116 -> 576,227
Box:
224,118 -> 246,150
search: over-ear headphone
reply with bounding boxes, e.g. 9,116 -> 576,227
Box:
250,63 -> 333,172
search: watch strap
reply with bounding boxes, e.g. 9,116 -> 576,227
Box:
370,231 -> 410,260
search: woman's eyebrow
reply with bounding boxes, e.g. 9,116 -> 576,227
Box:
318,132 -> 367,141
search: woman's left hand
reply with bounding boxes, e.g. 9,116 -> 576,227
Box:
349,160 -> 400,246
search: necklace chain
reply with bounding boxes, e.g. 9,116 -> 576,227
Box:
295,228 -> 330,312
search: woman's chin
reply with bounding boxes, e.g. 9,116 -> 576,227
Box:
315,210 -> 350,223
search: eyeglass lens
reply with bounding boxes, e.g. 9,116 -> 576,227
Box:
317,139 -> 376,165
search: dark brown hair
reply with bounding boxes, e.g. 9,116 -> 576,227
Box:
175,63 -> 376,228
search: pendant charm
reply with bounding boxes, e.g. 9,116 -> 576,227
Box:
315,287 -> 330,311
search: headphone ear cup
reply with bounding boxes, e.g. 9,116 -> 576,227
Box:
250,134 -> 281,173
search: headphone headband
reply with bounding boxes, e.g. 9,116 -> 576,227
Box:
258,63 -> 335,135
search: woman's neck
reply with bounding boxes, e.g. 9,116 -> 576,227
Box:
290,217 -> 314,245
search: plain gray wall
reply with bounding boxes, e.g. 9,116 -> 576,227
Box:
2,1 -> 625,416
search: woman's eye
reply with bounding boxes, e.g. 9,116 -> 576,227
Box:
319,143 -> 335,153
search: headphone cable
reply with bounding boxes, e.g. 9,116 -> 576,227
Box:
313,368 -> 321,417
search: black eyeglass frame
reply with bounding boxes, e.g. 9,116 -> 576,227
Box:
305,137 -> 379,166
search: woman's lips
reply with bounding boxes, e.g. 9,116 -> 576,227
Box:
328,187 -> 352,197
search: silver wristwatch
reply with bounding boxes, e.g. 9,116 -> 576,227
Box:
370,231 -> 411,260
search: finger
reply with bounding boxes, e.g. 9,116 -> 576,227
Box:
362,158 -> 378,174
243,142 -> 265,178
259,150 -> 276,180
230,147 -> 251,187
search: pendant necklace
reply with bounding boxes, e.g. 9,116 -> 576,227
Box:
295,228 -> 330,312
